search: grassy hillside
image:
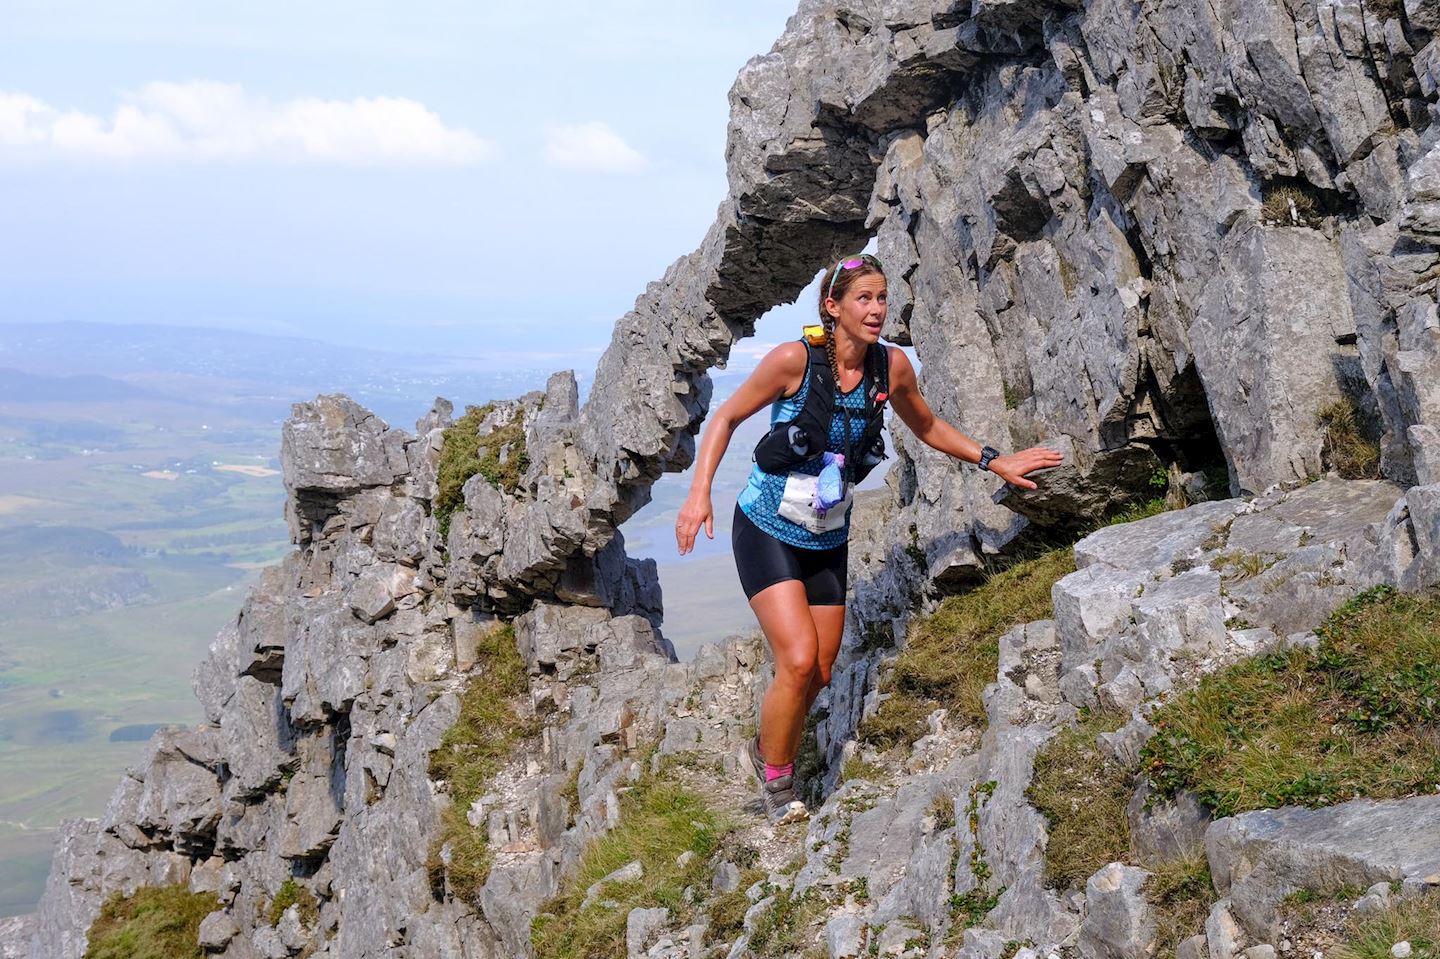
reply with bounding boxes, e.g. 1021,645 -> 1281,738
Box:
0,409 -> 286,917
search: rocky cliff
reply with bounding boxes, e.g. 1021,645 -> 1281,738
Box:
8,0 -> 1440,957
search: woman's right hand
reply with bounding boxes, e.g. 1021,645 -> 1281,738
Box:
676,492 -> 714,556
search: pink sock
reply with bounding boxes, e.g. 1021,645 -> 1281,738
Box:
765,762 -> 794,782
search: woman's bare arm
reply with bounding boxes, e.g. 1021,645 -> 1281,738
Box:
886,349 -> 1062,489
675,342 -> 808,554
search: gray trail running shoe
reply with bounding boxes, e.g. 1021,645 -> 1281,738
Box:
761,774 -> 809,826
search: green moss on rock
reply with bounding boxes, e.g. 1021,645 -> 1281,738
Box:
267,877 -> 320,928
83,884 -> 220,959
427,622 -> 538,903
434,404 -> 531,538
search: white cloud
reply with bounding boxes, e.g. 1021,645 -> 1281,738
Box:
542,121 -> 647,173
0,82 -> 497,166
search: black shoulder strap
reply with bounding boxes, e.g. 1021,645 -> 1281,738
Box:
864,343 -> 889,410
805,341 -> 835,411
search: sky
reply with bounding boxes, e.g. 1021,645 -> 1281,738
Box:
0,1 -> 804,361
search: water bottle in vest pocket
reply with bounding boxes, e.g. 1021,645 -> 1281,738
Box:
776,472 -> 852,534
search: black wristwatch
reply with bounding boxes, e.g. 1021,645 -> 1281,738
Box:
978,445 -> 1000,471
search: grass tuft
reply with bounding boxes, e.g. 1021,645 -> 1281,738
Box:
705,867 -> 766,945
862,548 -> 1076,749
427,622 -> 538,903
1146,850 -> 1216,956
435,403 -> 531,539
840,755 -> 885,784
928,793 -> 956,831
83,884 -> 220,959
1334,894 -> 1440,959
267,877 -> 320,928
529,757 -> 730,959
746,886 -> 827,957
1318,400 -> 1381,480
1026,709 -> 1132,889
1261,183 -> 1323,226
1215,550 -> 1278,582
560,762 -> 582,820
1105,496 -> 1172,527
1142,586 -> 1440,817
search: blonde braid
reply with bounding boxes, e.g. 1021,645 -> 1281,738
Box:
824,314 -> 841,395
824,312 -> 849,486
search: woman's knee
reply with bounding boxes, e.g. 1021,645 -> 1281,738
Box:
773,648 -> 820,688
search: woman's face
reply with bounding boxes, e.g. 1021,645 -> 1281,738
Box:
826,273 -> 887,343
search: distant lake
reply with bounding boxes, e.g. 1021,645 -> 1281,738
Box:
109,722 -> 175,743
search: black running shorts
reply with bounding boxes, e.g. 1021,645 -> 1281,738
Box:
731,503 -> 848,605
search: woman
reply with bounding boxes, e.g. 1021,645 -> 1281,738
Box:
674,253 -> 1062,825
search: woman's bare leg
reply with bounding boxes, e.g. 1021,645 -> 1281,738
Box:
749,580 -> 820,765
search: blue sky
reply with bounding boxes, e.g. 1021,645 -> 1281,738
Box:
0,1 -> 802,361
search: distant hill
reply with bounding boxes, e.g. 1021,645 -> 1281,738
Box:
0,321 -> 554,426
0,526 -> 132,565
0,320 -> 548,386
0,368 -> 161,404
0,526 -> 150,618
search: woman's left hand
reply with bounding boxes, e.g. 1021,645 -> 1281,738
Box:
987,446 -> 1063,490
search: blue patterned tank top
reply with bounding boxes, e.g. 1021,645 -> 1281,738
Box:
737,358 -> 871,549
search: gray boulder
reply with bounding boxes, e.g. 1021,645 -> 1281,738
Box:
626,906 -> 669,958
1079,863 -> 1157,959
1206,794 -> 1440,940
197,909 -> 239,950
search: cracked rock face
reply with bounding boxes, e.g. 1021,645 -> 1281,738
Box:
847,0 -> 1440,647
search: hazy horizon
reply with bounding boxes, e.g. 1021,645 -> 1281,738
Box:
0,2 -> 798,356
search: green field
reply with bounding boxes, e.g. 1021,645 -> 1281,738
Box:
0,398 -> 288,917
0,568 -> 262,912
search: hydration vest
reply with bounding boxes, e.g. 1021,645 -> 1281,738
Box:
752,339 -> 890,484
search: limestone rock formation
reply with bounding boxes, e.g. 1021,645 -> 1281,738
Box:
11,1 -> 1440,958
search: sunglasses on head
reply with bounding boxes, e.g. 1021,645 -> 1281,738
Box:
825,253 -> 884,301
